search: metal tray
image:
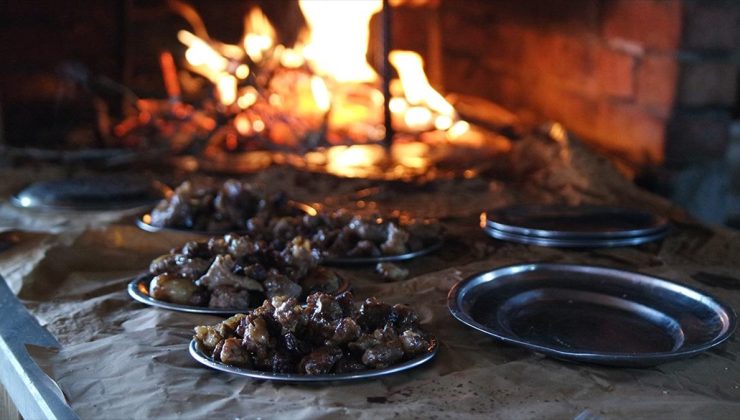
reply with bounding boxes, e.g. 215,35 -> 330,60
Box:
483,226 -> 669,248
135,201 -> 317,235
484,205 -> 670,239
323,240 -> 444,265
189,337 -> 438,382
11,175 -> 166,211
448,263 -> 736,367
128,272 -> 349,316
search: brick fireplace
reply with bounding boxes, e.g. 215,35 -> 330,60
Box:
414,0 -> 739,172
1,0 -> 738,176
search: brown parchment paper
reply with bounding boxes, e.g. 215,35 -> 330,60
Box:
2,140 -> 740,419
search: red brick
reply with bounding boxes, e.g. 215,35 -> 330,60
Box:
596,46 -> 636,98
523,31 -> 597,92
440,10 -> 491,56
442,55 -> 475,94
636,54 -> 679,116
595,101 -> 666,165
683,2 -> 740,51
481,23 -> 526,72
677,61 -> 738,107
665,111 -> 731,163
527,79 -> 602,135
602,0 -> 682,51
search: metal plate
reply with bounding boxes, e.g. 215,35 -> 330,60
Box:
189,337 -> 438,382
128,273 -> 350,315
11,175 -> 166,211
484,205 -> 670,239
448,263 -> 736,367
323,240 -> 444,265
135,201 -> 317,235
483,226 -> 669,248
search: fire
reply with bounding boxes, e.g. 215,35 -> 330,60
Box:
178,30 -> 229,81
299,0 -> 382,83
165,0 -> 493,180
310,76 -> 331,114
243,7 -> 275,63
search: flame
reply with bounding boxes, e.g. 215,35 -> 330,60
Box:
389,51 -> 454,116
310,76 -> 331,113
243,7 -> 275,63
179,30 -> 229,81
170,1 -> 488,179
237,87 -> 258,109
326,145 -> 385,178
299,0 -> 382,83
234,114 -> 251,136
216,74 -> 237,106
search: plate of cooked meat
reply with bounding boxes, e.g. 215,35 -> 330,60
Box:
190,292 -> 438,381
128,234 -> 347,315
242,209 -> 445,265
135,178 -> 316,235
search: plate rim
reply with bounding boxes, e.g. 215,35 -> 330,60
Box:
322,240 -> 444,265
483,226 -> 669,248
484,205 -> 670,239
188,336 -> 438,382
11,192 -> 161,212
127,272 -> 350,315
447,262 -> 737,366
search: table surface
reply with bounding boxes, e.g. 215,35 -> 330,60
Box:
1,139 -> 739,419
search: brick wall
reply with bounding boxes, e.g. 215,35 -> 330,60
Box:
437,0 -> 740,169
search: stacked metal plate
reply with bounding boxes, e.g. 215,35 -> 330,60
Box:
482,204 -> 670,248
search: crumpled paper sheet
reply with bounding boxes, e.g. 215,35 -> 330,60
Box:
9,220 -> 740,419
2,139 -> 740,418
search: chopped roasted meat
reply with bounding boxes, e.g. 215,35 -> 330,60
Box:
195,255 -> 263,292
380,223 -> 409,255
208,285 -> 250,309
149,274 -> 198,305
149,254 -> 210,279
220,337 -> 252,367
149,179 -> 300,232
299,346 -> 344,374
375,262 -> 409,281
146,234 -> 339,309
263,270 -> 302,299
362,330 -> 404,368
357,297 -> 393,331
234,209 -> 443,260
193,292 -> 434,375
331,317 -> 361,344
399,329 -> 432,355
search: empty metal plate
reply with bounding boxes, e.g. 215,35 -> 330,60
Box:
12,174 -> 165,211
128,273 -> 349,316
448,263 -> 736,367
189,337 -> 438,382
483,226 -> 668,248
484,205 -> 670,239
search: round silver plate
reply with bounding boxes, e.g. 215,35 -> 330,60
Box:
484,205 -> 670,239
135,201 -> 317,236
483,226 -> 669,248
189,337 -> 438,382
323,240 -> 444,265
12,176 -> 166,211
128,273 -> 349,315
448,263 -> 736,367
